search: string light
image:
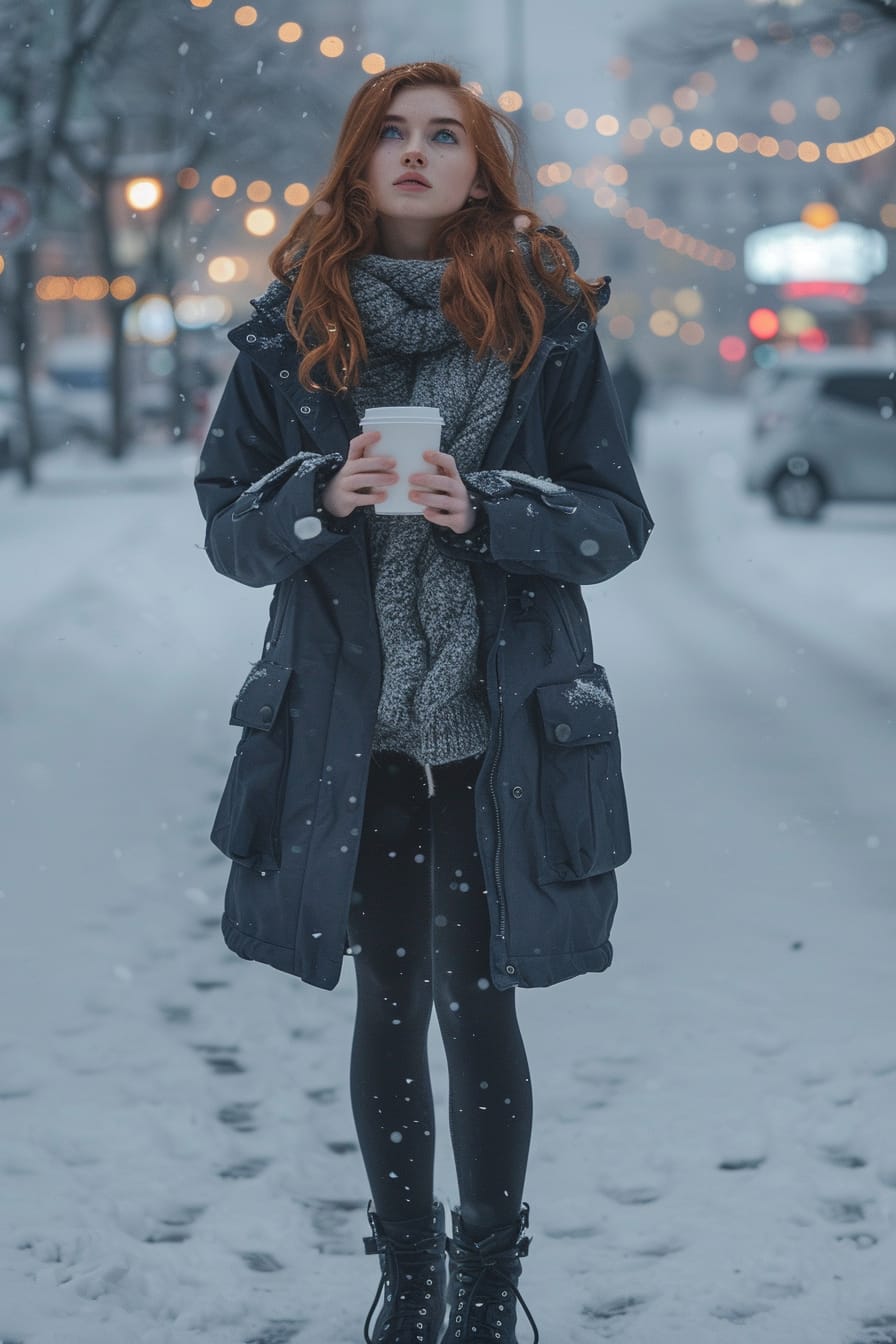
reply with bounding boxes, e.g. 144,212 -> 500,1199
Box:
361,53 -> 387,74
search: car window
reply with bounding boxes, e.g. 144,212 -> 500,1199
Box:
820,374 -> 896,419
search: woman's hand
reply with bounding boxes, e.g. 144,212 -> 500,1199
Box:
408,450 -> 477,534
320,431 -> 398,518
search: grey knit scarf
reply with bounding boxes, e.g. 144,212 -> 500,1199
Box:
346,253 -> 513,767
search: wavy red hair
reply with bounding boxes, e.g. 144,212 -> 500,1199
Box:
268,61 -> 607,392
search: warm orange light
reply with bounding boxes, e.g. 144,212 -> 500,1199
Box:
246,179 -> 271,202
565,108 -> 588,129
672,87 -> 698,111
234,6 -> 257,26
190,0 -> 212,7
719,336 -> 747,362
647,104 -> 674,128
649,310 -> 678,338
595,114 -> 619,136
208,256 -> 237,283
770,100 -> 796,125
732,37 -> 758,61
801,201 -> 839,229
278,22 -> 302,42
361,52 -> 386,74
284,182 -> 310,206
176,167 -> 200,190
211,175 -> 237,197
679,322 -> 705,346
778,139 -> 798,159
125,177 -> 162,210
629,117 -> 652,140
608,314 -> 634,340
748,308 -> 780,340
110,276 -> 137,301
810,34 -> 835,57
36,276 -> 75,301
499,91 -> 524,112
245,207 -> 277,236
758,136 -> 779,157
0,256 -> 5,277
643,218 -> 665,240
674,288 -> 703,317
320,36 -> 344,58
689,129 -> 713,151
881,204 -> 896,228
625,206 -> 648,229
738,132 -> 759,153
604,164 -> 628,186
690,71 -> 716,94
797,140 -> 820,162
716,132 -> 738,153
73,276 -> 109,301
593,186 -> 617,208
660,126 -> 683,147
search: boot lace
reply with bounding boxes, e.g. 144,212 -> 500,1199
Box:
364,1235 -> 444,1344
447,1240 -> 539,1343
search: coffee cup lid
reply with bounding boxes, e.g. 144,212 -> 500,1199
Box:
361,406 -> 444,425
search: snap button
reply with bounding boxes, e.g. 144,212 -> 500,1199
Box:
259,704 -> 273,724
246,333 -> 256,343
511,785 -> 523,799
505,964 -> 516,975
577,320 -> 589,331
279,369 -> 289,379
300,404 -> 311,414
554,722 -> 572,742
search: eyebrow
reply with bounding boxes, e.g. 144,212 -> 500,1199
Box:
382,114 -> 466,132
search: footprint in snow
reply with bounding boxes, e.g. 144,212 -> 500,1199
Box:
194,1044 -> 246,1075
0,1089 -> 33,1101
220,1156 -> 271,1180
218,1101 -> 259,1133
581,1295 -> 649,1322
159,1003 -> 193,1025
192,979 -> 230,991
718,1156 -> 766,1171
601,1186 -> 663,1206
542,1224 -> 597,1240
628,1239 -> 685,1259
820,1145 -> 867,1169
241,1250 -> 285,1273
326,1140 -> 358,1155
302,1197 -> 367,1254
851,1316 -> 896,1344
711,1301 -> 770,1323
305,1085 -> 338,1104
144,1204 -> 206,1243
244,1322 -> 306,1344
820,1198 -> 871,1224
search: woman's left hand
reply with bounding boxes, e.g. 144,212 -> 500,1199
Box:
408,450 -> 477,534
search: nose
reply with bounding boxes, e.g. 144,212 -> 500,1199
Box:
401,143 -> 427,167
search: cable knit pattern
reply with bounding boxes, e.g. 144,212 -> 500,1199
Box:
347,253 -> 513,767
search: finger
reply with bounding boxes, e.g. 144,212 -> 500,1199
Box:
347,431 -> 381,459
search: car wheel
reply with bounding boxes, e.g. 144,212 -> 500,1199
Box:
769,460 -> 826,521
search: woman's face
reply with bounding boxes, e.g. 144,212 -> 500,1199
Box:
362,85 -> 487,258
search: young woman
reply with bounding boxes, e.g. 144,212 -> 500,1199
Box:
195,60 -> 652,1344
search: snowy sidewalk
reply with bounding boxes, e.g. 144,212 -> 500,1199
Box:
1,428 -> 895,1344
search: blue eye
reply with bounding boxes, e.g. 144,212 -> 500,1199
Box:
380,124 -> 458,143
381,124 -> 401,138
434,128 -> 457,143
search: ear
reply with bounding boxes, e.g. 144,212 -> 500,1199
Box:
468,181 -> 489,200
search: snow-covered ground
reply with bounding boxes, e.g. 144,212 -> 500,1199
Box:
0,398 -> 894,1344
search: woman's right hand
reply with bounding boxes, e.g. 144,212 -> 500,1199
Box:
320,431 -> 398,518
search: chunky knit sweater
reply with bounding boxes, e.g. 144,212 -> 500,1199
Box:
346,253 -> 513,768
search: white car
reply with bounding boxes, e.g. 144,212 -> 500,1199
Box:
744,344 -> 896,520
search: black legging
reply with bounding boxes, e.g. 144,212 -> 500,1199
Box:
347,749 -> 533,1231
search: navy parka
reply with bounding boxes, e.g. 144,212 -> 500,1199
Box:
195,252 -> 653,992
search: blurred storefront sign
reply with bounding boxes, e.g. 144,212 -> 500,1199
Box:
781,281 -> 866,305
744,222 -> 887,285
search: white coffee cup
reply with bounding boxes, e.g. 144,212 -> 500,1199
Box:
359,406 -> 444,515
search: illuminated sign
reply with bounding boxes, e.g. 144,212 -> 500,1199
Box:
744,222 -> 887,285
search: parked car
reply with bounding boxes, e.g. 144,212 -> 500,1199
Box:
743,344 -> 896,520
0,364 -> 108,469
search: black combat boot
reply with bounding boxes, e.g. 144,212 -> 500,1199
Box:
442,1203 -> 539,1342
363,1199 -> 447,1344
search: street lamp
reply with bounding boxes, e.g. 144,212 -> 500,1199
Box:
125,177 -> 163,211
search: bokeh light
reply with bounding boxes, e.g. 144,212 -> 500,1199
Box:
565,108 -> 589,129
361,53 -> 386,74
125,177 -> 162,210
770,100 -> 796,125
211,175 -> 237,198
881,204 -> 896,228
649,309 -> 679,337
278,22 -> 302,42
234,6 -> 257,26
816,96 -> 841,120
176,168 -> 199,189
499,90 -> 524,112
679,322 -> 705,346
320,36 -> 344,58
719,336 -> 747,362
246,180 -> 271,202
608,314 -> 634,339
245,208 -> 277,236
284,182 -> 310,206
732,37 -> 759,61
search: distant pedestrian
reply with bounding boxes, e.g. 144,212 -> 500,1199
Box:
612,352 -> 646,457
196,60 -> 652,1343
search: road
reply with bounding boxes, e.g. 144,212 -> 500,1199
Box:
0,419 -> 893,1344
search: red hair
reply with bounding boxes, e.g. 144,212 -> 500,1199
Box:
268,61 -> 607,392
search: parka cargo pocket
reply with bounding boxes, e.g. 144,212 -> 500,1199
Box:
534,666 -> 632,883
211,661 -> 292,871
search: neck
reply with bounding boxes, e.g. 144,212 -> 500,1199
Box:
374,217 -> 442,260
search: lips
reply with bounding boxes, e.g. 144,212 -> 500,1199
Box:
394,174 -> 431,188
